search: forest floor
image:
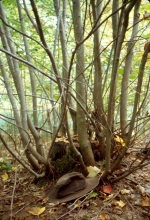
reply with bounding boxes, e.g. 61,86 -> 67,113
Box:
0,144 -> 150,220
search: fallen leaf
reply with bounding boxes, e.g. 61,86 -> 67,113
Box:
88,192 -> 98,199
28,207 -> 45,216
144,212 -> 150,217
99,212 -> 106,219
56,137 -> 69,143
12,164 -> 24,172
136,185 -> 145,194
73,200 -> 82,208
104,194 -> 114,202
141,196 -> 150,207
121,189 -> 130,195
0,158 -> 4,162
1,173 -> 8,181
114,135 -> 125,146
11,167 -> 16,171
87,166 -> 100,177
115,200 -> 126,207
42,195 -> 49,203
103,184 -> 113,194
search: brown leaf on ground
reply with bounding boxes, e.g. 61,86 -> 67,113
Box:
141,196 -> 150,207
28,206 -> 45,216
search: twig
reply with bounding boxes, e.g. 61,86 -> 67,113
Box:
10,170 -> 17,220
0,193 -> 29,201
68,190 -> 93,209
123,195 -> 141,220
96,191 -> 120,219
15,202 -> 32,215
112,160 -> 150,183
0,48 -> 56,83
56,191 -> 93,220
0,15 -> 44,49
125,177 -> 138,185
0,133 -> 45,178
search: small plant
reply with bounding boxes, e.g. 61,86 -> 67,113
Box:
0,158 -> 12,172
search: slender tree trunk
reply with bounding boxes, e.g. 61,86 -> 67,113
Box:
17,0 -> 44,157
120,0 -> 141,138
103,0 -> 137,178
90,0 -> 106,159
0,57 -> 41,169
0,2 -> 40,167
111,42 -> 150,172
72,0 -> 95,166
54,0 -> 77,135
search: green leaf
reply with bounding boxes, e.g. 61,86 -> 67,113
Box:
88,192 -> 98,199
0,158 -> 12,172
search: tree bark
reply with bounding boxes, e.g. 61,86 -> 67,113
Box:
90,0 -> 106,159
17,0 -> 44,157
103,0 -> 137,178
120,0 -> 141,138
53,0 -> 77,135
72,0 -> 95,166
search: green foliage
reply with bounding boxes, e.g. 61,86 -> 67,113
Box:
2,0 -> 16,6
0,158 -> 12,172
88,192 -> 98,199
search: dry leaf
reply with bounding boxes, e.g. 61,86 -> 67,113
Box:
114,135 -> 125,146
141,197 -> 150,207
73,200 -> 82,208
11,167 -> 16,171
136,185 -> 145,194
1,173 -> 8,181
99,213 -> 106,220
104,194 -> 114,202
0,158 -> 4,162
42,195 -> 49,203
87,166 -> 100,177
12,164 -> 24,172
115,200 -> 126,207
121,189 -> 130,195
28,207 -> 45,216
55,137 -> 69,143
103,184 -> 113,194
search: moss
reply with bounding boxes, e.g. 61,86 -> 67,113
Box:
53,154 -> 76,175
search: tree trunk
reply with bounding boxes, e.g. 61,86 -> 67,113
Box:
17,0 -> 44,157
72,0 -> 95,166
120,0 -> 141,138
103,0 -> 137,178
54,0 -> 77,135
90,0 -> 106,159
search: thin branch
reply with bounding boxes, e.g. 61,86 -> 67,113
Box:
0,133 -> 45,178
10,170 -> 17,220
112,160 -> 150,183
22,0 -> 39,33
0,48 -> 57,83
57,191 -> 93,220
0,115 -> 48,165
29,0 -> 63,94
0,15 -> 44,48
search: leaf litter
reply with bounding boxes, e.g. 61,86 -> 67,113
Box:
0,147 -> 150,220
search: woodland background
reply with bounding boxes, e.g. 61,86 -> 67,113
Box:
0,0 -> 150,219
